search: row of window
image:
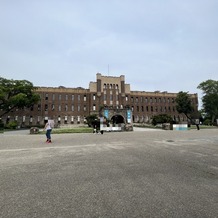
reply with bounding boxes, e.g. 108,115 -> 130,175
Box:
42,93 -> 181,104
44,94 -> 87,101
103,84 -> 119,89
35,104 -> 177,113
132,105 -> 177,113
128,96 -> 175,103
39,104 -> 87,112
6,115 -> 83,123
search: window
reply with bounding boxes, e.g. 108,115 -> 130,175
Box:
65,104 -> 68,111
59,94 -> 61,101
93,94 -> 96,100
64,116 -> 68,124
51,104 -> 55,111
84,95 -> 86,101
126,96 -> 128,101
38,104 -> 41,111
45,93 -> 48,100
93,104 -> 96,111
84,105 -> 87,111
78,105 -> 80,111
52,94 -> 55,100
71,105 -> 74,111
131,97 -> 134,102
65,95 -> 68,101
72,95 -> 74,101
58,105 -> 61,111
78,95 -> 80,101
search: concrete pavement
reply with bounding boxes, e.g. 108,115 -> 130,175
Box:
0,129 -> 218,217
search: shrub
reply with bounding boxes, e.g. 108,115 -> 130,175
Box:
5,121 -> 18,129
0,119 -> 4,130
203,119 -> 212,125
152,114 -> 173,126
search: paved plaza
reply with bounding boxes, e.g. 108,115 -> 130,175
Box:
0,128 -> 218,218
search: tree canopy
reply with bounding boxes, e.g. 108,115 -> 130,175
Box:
175,91 -> 194,121
0,77 -> 40,118
197,79 -> 218,123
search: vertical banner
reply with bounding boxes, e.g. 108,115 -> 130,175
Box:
104,110 -> 109,119
127,110 -> 132,123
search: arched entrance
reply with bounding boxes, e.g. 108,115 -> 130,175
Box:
111,115 -> 125,125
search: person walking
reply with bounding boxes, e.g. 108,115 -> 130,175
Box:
44,120 -> 52,143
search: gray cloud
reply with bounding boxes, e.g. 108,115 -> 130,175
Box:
1,0 -> 218,104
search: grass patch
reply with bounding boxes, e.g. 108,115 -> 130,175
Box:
189,125 -> 217,130
40,127 -> 93,134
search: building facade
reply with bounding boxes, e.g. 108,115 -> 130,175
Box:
2,73 -> 198,127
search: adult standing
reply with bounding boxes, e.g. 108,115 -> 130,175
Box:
44,120 -> 52,143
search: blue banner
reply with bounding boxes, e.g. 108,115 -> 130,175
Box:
127,110 -> 131,123
104,110 -> 109,119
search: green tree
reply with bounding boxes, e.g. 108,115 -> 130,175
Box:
0,77 -> 40,118
175,91 -> 194,122
197,80 -> 218,123
85,114 -> 98,127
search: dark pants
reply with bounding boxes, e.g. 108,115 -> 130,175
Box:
46,129 -> 52,140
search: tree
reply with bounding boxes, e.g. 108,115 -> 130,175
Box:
175,91 -> 194,122
197,80 -> 218,123
85,114 -> 98,127
0,77 -> 40,118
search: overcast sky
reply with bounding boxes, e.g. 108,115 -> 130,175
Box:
1,0 -> 218,102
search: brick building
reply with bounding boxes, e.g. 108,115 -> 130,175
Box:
2,73 -> 198,127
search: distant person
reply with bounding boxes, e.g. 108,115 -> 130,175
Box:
195,119 -> 200,130
44,120 -> 52,143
